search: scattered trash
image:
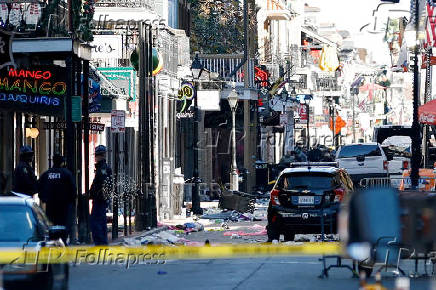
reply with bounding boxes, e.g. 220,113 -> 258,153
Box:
184,222 -> 204,232
201,210 -> 239,221
223,227 -> 267,237
221,223 -> 230,229
294,235 -> 312,242
231,233 -> 241,239
272,240 -> 279,244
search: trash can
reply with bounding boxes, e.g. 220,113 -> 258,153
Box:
254,161 -> 268,190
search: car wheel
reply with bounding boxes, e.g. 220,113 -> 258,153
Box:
283,232 -> 295,242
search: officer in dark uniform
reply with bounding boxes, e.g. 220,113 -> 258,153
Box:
38,154 -> 76,240
13,145 -> 38,196
89,145 -> 112,245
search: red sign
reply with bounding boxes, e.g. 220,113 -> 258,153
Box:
299,105 -> 308,121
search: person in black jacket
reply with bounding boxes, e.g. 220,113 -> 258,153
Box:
89,145 -> 112,245
38,154 -> 76,242
13,145 -> 38,196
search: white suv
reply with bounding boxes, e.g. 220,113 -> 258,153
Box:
336,143 -> 389,185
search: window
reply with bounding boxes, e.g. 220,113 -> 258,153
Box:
338,145 -> 381,158
278,173 -> 336,190
0,205 -> 37,242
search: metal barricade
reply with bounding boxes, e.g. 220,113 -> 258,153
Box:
359,178 -> 392,188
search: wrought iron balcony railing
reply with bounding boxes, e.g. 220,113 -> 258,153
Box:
198,54 -> 256,88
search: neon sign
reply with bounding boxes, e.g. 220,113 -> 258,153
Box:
0,66 -> 67,116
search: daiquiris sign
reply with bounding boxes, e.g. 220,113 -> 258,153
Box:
0,66 -> 67,116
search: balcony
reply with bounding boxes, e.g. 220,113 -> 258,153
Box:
198,54 -> 256,88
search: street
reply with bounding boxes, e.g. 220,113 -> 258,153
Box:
69,257 -> 433,290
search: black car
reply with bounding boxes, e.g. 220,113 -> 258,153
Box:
267,164 -> 354,242
0,194 -> 69,290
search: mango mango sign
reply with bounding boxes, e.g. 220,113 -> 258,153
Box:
0,67 -> 67,116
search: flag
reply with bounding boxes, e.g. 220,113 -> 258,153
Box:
426,0 -> 436,47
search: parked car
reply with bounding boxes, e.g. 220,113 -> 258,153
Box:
267,163 -> 354,242
0,194 -> 69,290
336,143 -> 389,185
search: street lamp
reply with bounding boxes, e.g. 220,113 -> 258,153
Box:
227,83 -> 239,192
302,95 -> 313,151
190,52 -> 203,214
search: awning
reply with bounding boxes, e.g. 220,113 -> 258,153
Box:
301,27 -> 336,47
419,99 -> 436,125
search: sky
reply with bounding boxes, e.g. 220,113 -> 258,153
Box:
305,0 -> 411,65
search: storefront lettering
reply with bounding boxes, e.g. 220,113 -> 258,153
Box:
0,93 -> 61,106
0,78 -> 66,95
8,68 -> 52,80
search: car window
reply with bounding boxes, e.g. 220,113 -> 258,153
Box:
337,145 -> 381,158
278,173 -> 335,190
0,205 -> 38,242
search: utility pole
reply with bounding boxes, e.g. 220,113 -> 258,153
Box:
411,0 -> 421,189
423,48 -> 432,168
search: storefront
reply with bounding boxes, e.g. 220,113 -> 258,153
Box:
0,37 -> 92,242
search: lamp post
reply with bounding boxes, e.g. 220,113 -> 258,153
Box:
350,87 -> 359,143
190,52 -> 203,214
302,95 -> 312,151
227,83 -> 239,192
404,1 -> 422,189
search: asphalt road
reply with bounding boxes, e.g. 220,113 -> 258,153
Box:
69,256 -> 433,290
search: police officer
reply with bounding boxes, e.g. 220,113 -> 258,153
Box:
38,154 -> 76,240
89,145 -> 112,245
13,145 -> 38,196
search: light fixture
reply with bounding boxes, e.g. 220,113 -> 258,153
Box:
25,128 -> 39,139
227,89 -> 239,111
191,52 -> 204,80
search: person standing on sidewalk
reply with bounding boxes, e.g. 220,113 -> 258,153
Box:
89,145 -> 112,245
38,154 -> 76,243
12,145 -> 38,197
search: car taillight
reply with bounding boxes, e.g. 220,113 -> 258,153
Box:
402,160 -> 409,170
270,189 -> 281,206
383,160 -> 389,171
334,188 -> 345,203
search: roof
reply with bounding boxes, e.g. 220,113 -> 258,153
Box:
0,195 -> 34,206
281,166 -> 338,175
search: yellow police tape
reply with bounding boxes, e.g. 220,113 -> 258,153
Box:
0,243 -> 341,265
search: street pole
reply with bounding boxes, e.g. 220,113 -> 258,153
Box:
306,103 -> 310,151
423,47 -> 432,168
352,90 -> 356,143
230,105 -> 239,191
192,83 -> 201,214
112,133 -> 119,240
411,0 -> 421,189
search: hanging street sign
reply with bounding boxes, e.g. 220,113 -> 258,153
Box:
71,96 -> 82,122
111,110 -> 125,133
43,121 -> 105,132
176,81 -> 195,119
